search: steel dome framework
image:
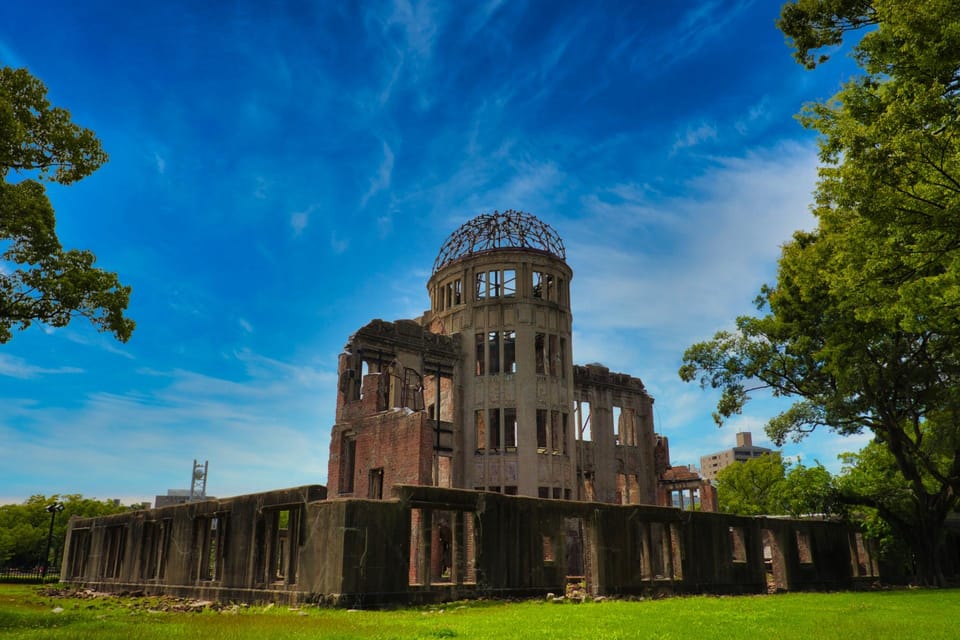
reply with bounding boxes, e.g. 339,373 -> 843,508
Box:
432,209 -> 566,274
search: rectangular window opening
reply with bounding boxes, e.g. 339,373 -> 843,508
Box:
730,526 -> 747,563
340,436 -> 356,493
475,333 -> 485,376
543,535 -> 555,563
475,410 -> 486,453
369,468 -> 384,499
503,269 -> 516,297
504,408 -> 517,450
549,335 -> 559,376
535,333 -> 546,374
536,409 -> 548,451
796,530 -> 814,564
613,406 -> 623,445
488,270 -> 501,298
577,400 -> 592,441
550,410 -> 561,454
489,408 -> 501,451
475,272 -> 486,300
559,337 -> 567,378
488,331 -> 500,374
265,507 -> 300,585
533,271 -> 545,299
503,330 -> 517,374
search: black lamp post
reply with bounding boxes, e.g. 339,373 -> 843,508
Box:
41,502 -> 64,581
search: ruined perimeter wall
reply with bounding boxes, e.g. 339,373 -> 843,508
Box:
61,484 -> 878,607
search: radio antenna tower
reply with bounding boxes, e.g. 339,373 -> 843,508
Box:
189,459 -> 208,501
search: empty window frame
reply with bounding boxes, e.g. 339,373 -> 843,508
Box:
409,509 -> 477,586
265,507 -> 301,584
543,535 -> 555,563
550,410 -> 562,454
533,271 -> 555,301
796,531 -> 814,564
67,528 -> 91,579
141,519 -> 172,580
196,514 -> 228,581
476,269 -> 514,299
488,270 -> 501,297
101,525 -> 126,579
489,407 -> 501,451
487,331 -> 500,374
475,272 -> 487,300
369,468 -> 384,499
475,410 -> 486,453
561,412 -> 569,454
503,269 -> 516,297
442,278 -> 462,309
535,333 -> 564,377
730,527 -> 747,563
577,400 -> 592,441
549,335 -> 559,376
503,330 -> 517,373
504,408 -> 517,450
475,333 -> 485,376
559,337 -> 567,378
340,435 -> 356,493
535,333 -> 546,374
537,409 -> 548,451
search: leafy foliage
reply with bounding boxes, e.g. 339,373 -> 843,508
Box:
714,453 -> 836,517
0,66 -> 133,343
0,495 -> 130,569
681,0 -> 960,585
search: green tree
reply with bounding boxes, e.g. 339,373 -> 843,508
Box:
0,66 -> 134,343
715,453 -> 836,517
715,453 -> 787,516
680,1 -> 960,585
0,494 -> 130,568
781,461 -> 836,517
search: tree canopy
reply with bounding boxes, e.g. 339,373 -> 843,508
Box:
714,453 -> 836,517
0,66 -> 134,343
680,0 -> 960,585
0,494 -> 132,569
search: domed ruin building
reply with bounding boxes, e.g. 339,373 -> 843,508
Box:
61,210 -> 881,607
328,210 -> 712,509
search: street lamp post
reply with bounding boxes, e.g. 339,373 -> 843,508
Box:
41,502 -> 64,581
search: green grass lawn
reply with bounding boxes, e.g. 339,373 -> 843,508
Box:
1,584 -> 957,639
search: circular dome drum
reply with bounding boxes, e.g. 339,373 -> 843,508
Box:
432,209 -> 566,274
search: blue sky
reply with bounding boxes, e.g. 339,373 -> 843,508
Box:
0,1 -> 871,505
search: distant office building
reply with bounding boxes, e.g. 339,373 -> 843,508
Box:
154,489 -> 216,508
699,431 -> 773,482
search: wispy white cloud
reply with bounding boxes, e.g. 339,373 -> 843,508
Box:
0,354 -> 83,379
735,95 -> 772,134
0,351 -> 338,501
369,0 -> 443,108
672,121 -> 718,153
290,205 -> 313,235
361,141 -> 395,207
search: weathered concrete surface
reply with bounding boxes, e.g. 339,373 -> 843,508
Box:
63,484 -> 878,607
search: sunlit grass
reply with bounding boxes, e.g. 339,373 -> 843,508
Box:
2,584 -> 958,639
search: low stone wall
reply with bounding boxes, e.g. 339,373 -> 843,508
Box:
61,484 -> 877,607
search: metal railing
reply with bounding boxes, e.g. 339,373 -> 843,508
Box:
0,566 -> 61,584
